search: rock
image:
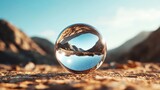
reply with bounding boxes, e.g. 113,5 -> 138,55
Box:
0,19 -> 45,55
24,62 -> 35,71
0,51 -> 29,65
0,19 -> 58,65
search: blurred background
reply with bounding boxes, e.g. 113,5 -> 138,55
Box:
0,0 -> 160,65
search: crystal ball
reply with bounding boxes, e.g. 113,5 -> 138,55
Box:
54,24 -> 107,73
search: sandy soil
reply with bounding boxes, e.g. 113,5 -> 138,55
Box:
0,61 -> 159,90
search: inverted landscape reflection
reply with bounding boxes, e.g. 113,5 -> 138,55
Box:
57,51 -> 102,71
55,24 -> 106,73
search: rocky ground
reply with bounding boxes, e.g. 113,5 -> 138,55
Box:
0,61 -> 159,90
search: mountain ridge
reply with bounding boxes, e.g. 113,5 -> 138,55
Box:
106,31 -> 151,63
0,19 -> 58,65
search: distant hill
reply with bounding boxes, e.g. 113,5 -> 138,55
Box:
125,27 -> 160,62
0,19 -> 58,65
106,31 -> 151,63
32,37 -> 55,55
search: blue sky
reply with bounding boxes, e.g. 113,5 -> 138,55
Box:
0,0 -> 160,49
69,33 -> 98,50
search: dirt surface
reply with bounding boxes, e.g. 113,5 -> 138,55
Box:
0,61 -> 159,90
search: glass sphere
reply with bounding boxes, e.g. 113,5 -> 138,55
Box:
54,24 -> 107,74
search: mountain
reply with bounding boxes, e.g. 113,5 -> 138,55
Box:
32,37 -> 55,55
106,31 -> 151,63
0,19 -> 58,65
124,27 -> 160,62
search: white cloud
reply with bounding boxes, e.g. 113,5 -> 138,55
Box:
114,8 -> 160,28
98,8 -> 160,29
96,7 -> 160,49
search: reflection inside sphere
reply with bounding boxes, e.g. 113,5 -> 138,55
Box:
55,24 -> 107,73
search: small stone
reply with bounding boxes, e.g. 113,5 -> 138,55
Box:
24,62 -> 35,71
